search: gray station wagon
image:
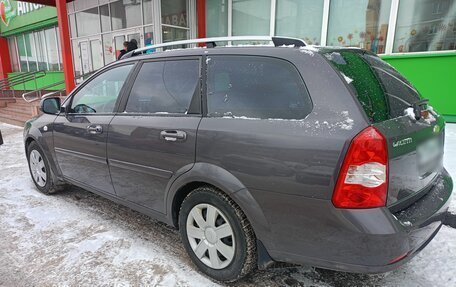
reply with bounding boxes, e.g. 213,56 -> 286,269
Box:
24,36 -> 453,282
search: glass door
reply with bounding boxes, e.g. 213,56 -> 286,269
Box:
77,37 -> 102,75
113,35 -> 126,60
90,39 -> 103,71
79,40 -> 90,75
112,28 -> 143,60
127,32 -> 141,46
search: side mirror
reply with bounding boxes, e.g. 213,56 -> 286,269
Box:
40,97 -> 61,115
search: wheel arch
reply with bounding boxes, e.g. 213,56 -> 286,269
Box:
24,132 -> 64,185
166,163 -> 271,242
24,136 -> 36,154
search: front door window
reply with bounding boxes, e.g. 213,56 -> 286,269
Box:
71,64 -> 134,114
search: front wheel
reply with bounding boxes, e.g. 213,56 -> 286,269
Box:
179,186 -> 257,282
27,141 -> 65,195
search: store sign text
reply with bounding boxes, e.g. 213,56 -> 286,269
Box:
17,1 -> 44,15
162,12 -> 187,27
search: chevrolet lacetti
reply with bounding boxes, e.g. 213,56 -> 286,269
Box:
23,36 -> 452,282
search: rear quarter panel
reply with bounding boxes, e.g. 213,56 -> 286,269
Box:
195,47 -> 369,250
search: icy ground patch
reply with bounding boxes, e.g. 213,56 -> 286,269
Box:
0,122 -> 455,287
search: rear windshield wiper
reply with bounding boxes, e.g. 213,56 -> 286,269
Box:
411,99 -> 429,120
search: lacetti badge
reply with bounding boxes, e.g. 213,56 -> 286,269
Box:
393,137 -> 413,148
0,0 -> 15,27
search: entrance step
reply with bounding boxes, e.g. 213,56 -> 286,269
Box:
0,97 -> 40,126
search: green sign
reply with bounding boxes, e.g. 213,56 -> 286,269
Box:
0,0 -> 57,36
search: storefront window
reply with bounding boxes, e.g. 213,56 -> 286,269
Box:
162,26 -> 188,45
90,39 -> 104,71
144,26 -> 154,47
111,0 -> 142,30
17,35 -> 28,72
232,0 -> 270,36
143,0 -> 153,25
8,38 -> 20,72
24,33 -> 38,71
100,4 -> 110,33
276,0 -> 324,45
69,14 -> 77,38
56,31 -> 63,68
161,0 -> 188,47
327,0 -> 392,54
8,27 -> 62,73
207,0 -> 228,37
102,33 -> 115,66
72,40 -> 82,78
393,0 -> 456,52
45,28 -> 60,71
76,7 -> 101,37
162,0 -> 188,28
74,0 -> 96,12
34,31 -> 47,71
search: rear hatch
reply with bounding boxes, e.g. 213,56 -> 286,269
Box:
323,49 -> 445,210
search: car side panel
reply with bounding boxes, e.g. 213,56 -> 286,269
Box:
195,49 -> 369,253
107,115 -> 201,213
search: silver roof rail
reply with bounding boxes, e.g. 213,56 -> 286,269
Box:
123,36 -> 307,59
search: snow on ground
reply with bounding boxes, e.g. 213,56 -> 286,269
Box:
0,122 -> 455,287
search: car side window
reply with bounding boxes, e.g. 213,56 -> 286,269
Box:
70,64 -> 134,114
206,55 -> 312,120
125,59 -> 200,114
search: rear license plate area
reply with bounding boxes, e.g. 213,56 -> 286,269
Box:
417,137 -> 442,176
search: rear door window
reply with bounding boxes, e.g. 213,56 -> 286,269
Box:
125,59 -> 200,114
206,55 -> 312,120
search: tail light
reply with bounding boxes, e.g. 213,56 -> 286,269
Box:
332,126 -> 388,208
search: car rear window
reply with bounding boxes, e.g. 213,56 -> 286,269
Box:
323,50 -> 421,123
206,55 -> 312,120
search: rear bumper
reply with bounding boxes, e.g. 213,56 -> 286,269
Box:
261,169 -> 453,273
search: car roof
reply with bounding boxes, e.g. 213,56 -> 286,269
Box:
118,45 -> 378,65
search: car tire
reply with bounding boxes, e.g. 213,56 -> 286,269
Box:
179,186 -> 257,282
27,141 -> 65,195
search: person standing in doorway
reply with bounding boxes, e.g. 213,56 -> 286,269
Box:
117,41 -> 130,60
127,39 -> 138,52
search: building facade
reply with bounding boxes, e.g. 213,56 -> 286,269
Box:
66,0 -> 197,77
0,0 -> 455,120
0,0 -> 64,89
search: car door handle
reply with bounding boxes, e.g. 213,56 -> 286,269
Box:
87,125 -> 103,135
160,130 -> 187,142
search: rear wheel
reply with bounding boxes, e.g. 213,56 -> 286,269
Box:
27,141 -> 65,195
179,186 -> 257,282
